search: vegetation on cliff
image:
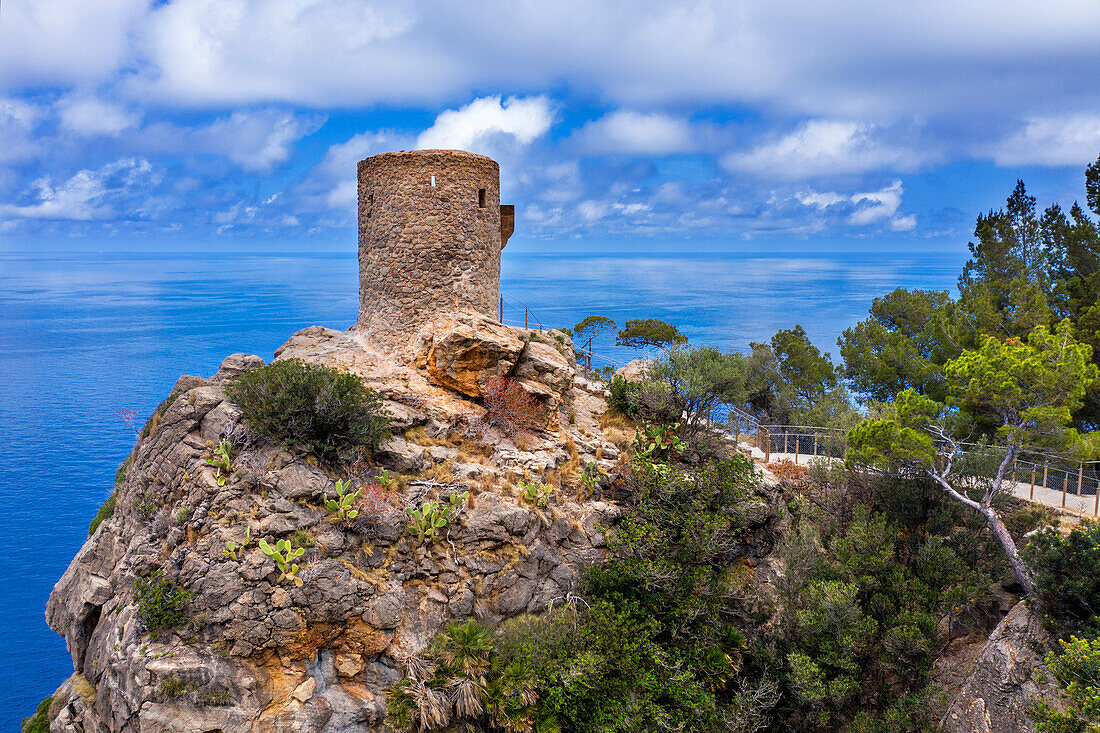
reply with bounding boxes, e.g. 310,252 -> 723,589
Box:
226,357 -> 391,459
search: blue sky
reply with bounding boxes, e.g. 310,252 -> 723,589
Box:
1,0 -> 1099,250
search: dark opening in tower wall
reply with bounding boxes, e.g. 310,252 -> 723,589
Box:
479,188 -> 486,208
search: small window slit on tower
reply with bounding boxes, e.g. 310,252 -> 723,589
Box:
430,175 -> 436,187
478,188 -> 486,208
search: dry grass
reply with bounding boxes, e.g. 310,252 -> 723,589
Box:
455,448 -> 492,465
599,408 -> 636,449
411,462 -> 458,485
407,426 -> 493,465
72,674 -> 97,703
339,558 -> 378,583
404,425 -> 461,448
558,437 -> 582,487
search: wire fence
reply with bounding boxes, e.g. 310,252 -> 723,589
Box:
732,415 -> 1100,515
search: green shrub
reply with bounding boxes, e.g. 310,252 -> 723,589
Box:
607,374 -> 642,417
1029,635 -> 1100,731
1026,522 -> 1100,639
132,487 -> 161,524
115,454 -> 133,486
226,358 -> 390,459
132,570 -> 191,640
770,499 -> 970,729
88,492 -> 116,535
158,678 -> 198,699
21,696 -> 51,733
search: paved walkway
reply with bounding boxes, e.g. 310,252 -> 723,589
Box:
742,444 -> 1100,519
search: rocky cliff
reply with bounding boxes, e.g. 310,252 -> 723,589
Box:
42,312 -> 629,733
939,600 -> 1065,733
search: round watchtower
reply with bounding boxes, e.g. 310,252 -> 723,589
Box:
356,149 -> 514,343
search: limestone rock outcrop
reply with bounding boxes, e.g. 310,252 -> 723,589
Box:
940,601 -> 1065,733
614,359 -> 654,383
42,316 -> 624,733
413,311 -> 577,430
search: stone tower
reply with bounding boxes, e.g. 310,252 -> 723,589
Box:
356,149 -> 515,343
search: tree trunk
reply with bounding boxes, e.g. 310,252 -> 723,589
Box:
929,467 -> 1037,596
979,503 -> 1036,596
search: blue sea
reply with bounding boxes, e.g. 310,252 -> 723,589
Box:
0,238 -> 967,728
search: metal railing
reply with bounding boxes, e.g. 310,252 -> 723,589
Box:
735,416 -> 1100,515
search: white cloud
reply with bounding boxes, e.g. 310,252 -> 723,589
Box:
797,179 -> 916,230
138,0 -> 433,106
416,96 -> 554,154
57,95 -> 142,136
0,158 -> 155,220
988,116 -> 1100,167
571,110 -> 698,155
724,120 -> 925,180
614,202 -> 651,215
848,180 -> 903,225
137,109 -> 325,172
578,201 -> 608,222
296,130 -> 411,211
890,213 -> 917,231
796,190 -> 846,208
0,0 -> 148,90
0,98 -> 43,162
1,0 -> 1097,125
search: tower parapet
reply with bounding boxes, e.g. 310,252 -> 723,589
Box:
356,149 -> 514,345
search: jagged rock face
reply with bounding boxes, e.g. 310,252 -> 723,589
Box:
940,601 -> 1065,733
412,311 -> 577,431
44,319 -> 623,733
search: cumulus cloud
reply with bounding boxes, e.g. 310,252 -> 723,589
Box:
848,181 -> 904,225
0,158 -> 155,220
571,111 -> 699,155
137,109 -> 325,172
578,201 -> 608,222
294,130 -> 412,212
416,96 -> 554,154
1,0 -> 1084,121
724,120 -> 926,179
988,116 -> 1100,167
0,98 -> 44,163
136,0 -> 436,106
57,95 -> 142,136
0,0 -> 148,90
4,0 -> 1097,240
797,179 -> 916,230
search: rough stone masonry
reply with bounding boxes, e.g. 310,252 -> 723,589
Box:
356,149 -> 515,346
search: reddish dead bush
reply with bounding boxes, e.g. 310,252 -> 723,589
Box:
482,377 -> 546,436
357,483 -> 402,516
350,483 -> 403,536
767,458 -> 807,482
